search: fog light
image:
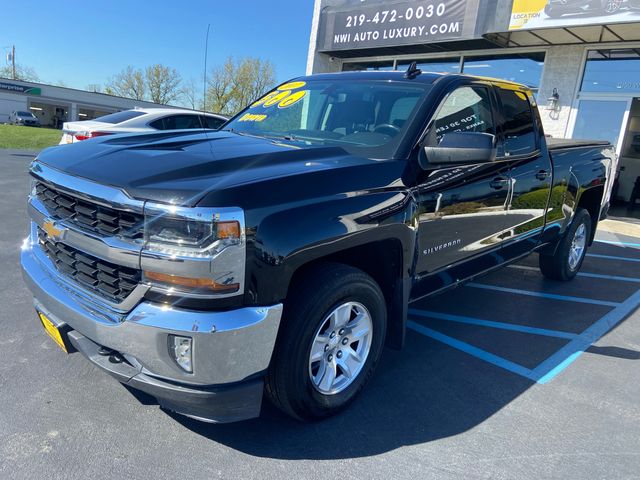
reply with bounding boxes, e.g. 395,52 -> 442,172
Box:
169,335 -> 193,373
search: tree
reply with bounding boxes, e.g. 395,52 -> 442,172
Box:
146,64 -> 182,105
206,57 -> 235,114
106,66 -> 146,100
0,64 -> 39,82
205,57 -> 276,116
180,77 -> 202,110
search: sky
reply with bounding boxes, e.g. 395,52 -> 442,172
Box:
1,0 -> 314,93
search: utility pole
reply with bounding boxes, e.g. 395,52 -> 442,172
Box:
11,45 -> 16,80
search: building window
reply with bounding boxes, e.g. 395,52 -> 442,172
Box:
572,100 -> 628,148
397,58 -> 461,75
462,53 -> 545,92
581,49 -> 640,93
342,52 -> 545,92
343,60 -> 395,71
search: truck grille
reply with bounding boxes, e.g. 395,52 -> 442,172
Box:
37,227 -> 140,303
35,182 -> 143,239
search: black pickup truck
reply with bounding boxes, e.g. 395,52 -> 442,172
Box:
21,69 -> 616,423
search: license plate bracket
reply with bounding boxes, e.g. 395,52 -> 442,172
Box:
37,311 -> 74,353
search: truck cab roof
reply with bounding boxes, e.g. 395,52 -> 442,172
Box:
290,70 -> 532,92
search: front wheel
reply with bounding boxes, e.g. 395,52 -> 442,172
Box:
266,263 -> 387,421
539,209 -> 592,281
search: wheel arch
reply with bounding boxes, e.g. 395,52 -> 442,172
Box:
576,185 -> 605,245
285,236 -> 411,350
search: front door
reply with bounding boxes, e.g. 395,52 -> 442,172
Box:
415,85 -> 510,286
496,87 -> 552,258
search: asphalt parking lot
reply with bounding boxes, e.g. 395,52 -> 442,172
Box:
1,148 -> 639,479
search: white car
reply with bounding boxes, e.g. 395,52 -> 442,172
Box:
59,108 -> 228,144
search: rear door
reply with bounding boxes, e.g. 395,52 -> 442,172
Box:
495,86 -> 552,259
415,84 -> 511,278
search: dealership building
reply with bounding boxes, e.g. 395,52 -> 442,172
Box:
0,78 -> 163,128
307,0 -> 640,203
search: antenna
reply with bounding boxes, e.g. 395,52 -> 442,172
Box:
203,24 -> 211,112
404,61 -> 422,80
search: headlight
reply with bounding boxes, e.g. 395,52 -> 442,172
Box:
144,212 -> 240,257
142,205 -> 245,296
146,216 -> 215,250
29,175 -> 38,197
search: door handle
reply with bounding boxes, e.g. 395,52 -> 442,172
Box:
535,170 -> 549,181
490,177 -> 509,190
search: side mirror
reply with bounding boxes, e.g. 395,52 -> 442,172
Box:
421,132 -> 496,167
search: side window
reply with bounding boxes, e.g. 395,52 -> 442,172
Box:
496,89 -> 536,156
201,115 -> 224,129
151,115 -> 202,130
149,118 -> 166,130
428,86 -> 495,145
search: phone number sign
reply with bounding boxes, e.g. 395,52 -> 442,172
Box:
319,0 -> 470,51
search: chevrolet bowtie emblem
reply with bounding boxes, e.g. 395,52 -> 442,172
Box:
43,220 -> 64,240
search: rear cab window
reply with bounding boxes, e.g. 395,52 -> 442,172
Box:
93,110 -> 146,124
495,87 -> 537,157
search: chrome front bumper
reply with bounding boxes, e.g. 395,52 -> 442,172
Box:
21,236 -> 283,387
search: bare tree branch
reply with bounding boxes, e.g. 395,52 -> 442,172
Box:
0,64 -> 39,82
106,66 -> 146,100
206,57 -> 276,116
145,64 -> 182,105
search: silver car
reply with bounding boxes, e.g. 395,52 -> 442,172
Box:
60,108 -> 228,144
9,110 -> 41,127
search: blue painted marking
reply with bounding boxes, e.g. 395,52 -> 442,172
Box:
587,253 -> 640,263
595,239 -> 640,248
508,264 -> 640,283
577,271 -> 640,283
408,309 -> 578,339
466,282 -> 620,307
406,320 -> 534,379
530,288 -> 640,383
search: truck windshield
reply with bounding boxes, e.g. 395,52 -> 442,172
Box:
223,79 -> 430,158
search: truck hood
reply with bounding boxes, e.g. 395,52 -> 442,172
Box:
36,130 -> 406,207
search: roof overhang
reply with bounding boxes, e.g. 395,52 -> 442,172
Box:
485,22 -> 640,47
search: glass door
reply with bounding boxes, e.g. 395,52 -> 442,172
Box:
571,99 -> 630,153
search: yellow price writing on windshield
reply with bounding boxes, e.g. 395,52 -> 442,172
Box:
251,81 -> 308,109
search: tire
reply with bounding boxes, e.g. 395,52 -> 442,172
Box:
539,209 -> 591,281
266,262 -> 387,421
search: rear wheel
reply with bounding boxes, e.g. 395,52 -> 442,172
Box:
266,263 -> 387,421
539,209 -> 591,281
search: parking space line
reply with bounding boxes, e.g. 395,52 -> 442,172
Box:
587,253 -> 640,263
530,288 -> 640,383
406,320 -> 535,379
594,239 -> 640,248
408,309 -> 578,339
507,264 -> 640,283
466,283 -> 621,307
